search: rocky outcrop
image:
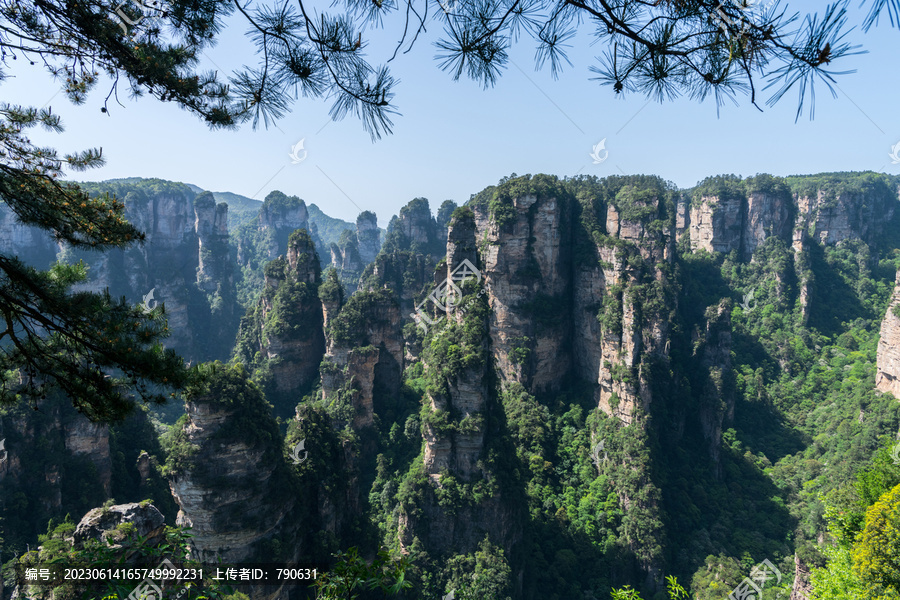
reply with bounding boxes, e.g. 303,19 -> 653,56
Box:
574,189 -> 675,425
0,397 -> 111,511
257,191 -> 309,259
63,417 -> 113,495
330,231 -> 365,294
696,300 -> 734,473
382,197 -> 443,257
675,194 -> 690,241
11,501 -> 168,600
168,368 -> 300,566
687,174 -> 898,261
877,270 -> 900,397
789,553 -> 812,600
422,209 -> 488,481
689,193 -> 744,255
795,188 -> 894,248
356,211 -> 381,265
195,192 -> 231,293
73,502 -> 165,548
396,198 -> 436,249
320,288 -> 403,428
688,188 -> 792,260
235,230 -> 325,411
47,181 -> 239,361
472,186 -> 572,393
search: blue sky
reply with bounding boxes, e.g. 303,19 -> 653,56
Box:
4,0 -> 899,225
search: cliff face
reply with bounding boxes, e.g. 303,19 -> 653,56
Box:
0,203 -> 57,268
0,395 -> 111,543
696,300 -> 734,472
876,271 -> 900,397
330,231 -> 365,294
320,288 -> 403,428
41,181 -> 239,361
236,229 -> 325,411
423,210 -> 487,481
257,191 -> 309,260
568,188 -> 677,426
168,367 -> 300,567
472,190 -> 572,393
687,188 -> 792,260
401,209 -> 521,558
795,188 -> 894,247
63,417 -> 113,495
685,174 -> 897,261
356,211 -> 381,265
236,190 -> 310,274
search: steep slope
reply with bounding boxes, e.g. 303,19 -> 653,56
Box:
166,364 -> 300,566
235,229 -> 326,416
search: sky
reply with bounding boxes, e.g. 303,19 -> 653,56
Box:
4,0 -> 900,225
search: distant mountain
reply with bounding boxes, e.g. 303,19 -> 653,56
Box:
307,202 -> 355,247
184,184 -> 261,230
182,184 -> 356,248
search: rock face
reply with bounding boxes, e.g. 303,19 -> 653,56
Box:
382,197 -> 443,256
329,211 -> 382,294
696,300 -> 734,473
330,231 -> 365,294
688,174 -> 898,261
0,398 -> 111,516
0,203 -> 57,268
472,190 -> 572,393
395,198 -> 437,249
573,190 -> 675,425
257,191 -> 310,259
689,188 -> 792,260
689,193 -> 744,254
877,271 -> 900,397
402,209 -> 520,557
195,192 -> 231,293
73,502 -> 165,548
795,188 -> 893,247
356,211 -> 381,265
38,181 -> 239,361
423,209 -> 487,481
236,229 -> 325,408
320,288 -> 404,428
789,553 -> 812,600
168,376 -> 299,565
63,417 -> 113,495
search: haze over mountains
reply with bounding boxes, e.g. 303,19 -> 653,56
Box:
2,171 -> 900,600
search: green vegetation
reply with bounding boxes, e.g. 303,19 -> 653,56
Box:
14,519 -> 237,599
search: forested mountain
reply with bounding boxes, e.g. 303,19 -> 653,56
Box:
3,171 -> 900,600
